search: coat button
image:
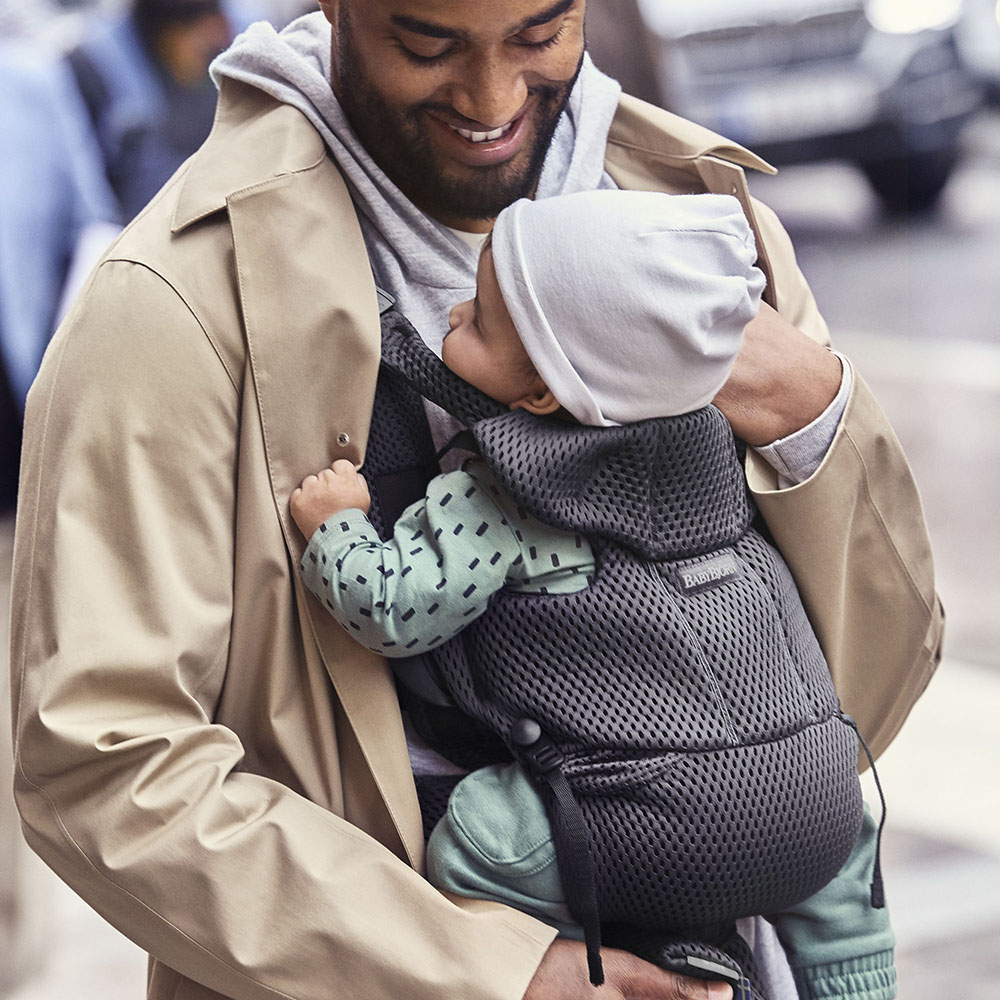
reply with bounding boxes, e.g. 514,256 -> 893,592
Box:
337,432 -> 350,447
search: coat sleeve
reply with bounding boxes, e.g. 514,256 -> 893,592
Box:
747,197 -> 945,760
9,259 -> 556,1000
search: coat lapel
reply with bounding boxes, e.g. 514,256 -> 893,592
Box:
226,157 -> 425,867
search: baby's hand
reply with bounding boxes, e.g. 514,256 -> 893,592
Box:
290,459 -> 371,540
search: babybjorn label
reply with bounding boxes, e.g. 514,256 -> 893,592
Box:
675,550 -> 741,594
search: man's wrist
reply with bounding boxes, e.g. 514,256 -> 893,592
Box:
754,352 -> 852,488
761,346 -> 842,444
713,304 -> 843,446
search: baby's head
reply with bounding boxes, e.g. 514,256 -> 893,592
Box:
442,190 -> 766,427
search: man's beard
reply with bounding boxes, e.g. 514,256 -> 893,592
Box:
334,14 -> 582,221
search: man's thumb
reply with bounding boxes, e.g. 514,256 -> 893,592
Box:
700,981 -> 733,999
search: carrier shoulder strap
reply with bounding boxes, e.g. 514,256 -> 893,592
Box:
379,308 -> 507,426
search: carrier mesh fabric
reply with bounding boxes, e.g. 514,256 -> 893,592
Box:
378,309 -> 864,932
358,359 -> 439,541
364,318 -> 512,767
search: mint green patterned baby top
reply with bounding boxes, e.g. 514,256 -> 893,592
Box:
300,460 -> 595,656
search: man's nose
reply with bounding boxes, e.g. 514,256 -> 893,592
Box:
450,53 -> 529,127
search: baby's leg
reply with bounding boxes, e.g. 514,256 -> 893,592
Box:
429,764 -> 763,996
426,762 -> 583,940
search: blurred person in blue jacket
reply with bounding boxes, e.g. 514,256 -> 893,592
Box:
0,0 -> 266,507
0,0 -> 287,411
64,0 -> 239,225
0,23 -> 119,507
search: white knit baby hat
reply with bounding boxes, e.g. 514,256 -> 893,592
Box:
490,189 -> 766,426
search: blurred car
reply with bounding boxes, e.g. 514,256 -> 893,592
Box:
587,0 -> 983,212
956,0 -> 1000,101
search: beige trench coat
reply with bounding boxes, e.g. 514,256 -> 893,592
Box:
10,79 -> 944,1000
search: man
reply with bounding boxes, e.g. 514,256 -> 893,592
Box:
9,2 -> 943,999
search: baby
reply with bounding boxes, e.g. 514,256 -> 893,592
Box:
291,191 -> 894,1000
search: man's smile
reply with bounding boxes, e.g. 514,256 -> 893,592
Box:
329,1 -> 584,225
451,120 -> 517,143
428,102 -> 534,167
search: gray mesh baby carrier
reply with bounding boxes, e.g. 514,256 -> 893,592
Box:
373,307 -> 878,997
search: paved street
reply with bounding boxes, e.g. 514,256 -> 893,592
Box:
749,108 -> 1000,998
4,112 -> 999,1000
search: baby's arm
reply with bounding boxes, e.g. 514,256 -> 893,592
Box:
291,459 -> 371,540
294,468 -> 524,657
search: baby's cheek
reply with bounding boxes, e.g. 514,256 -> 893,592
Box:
441,334 -> 460,374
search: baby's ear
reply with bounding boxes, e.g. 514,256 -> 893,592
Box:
510,387 -> 561,416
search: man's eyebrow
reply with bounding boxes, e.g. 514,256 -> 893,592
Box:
517,0 -> 576,32
390,14 -> 462,40
391,0 -> 576,40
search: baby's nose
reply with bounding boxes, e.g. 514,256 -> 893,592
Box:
448,299 -> 470,331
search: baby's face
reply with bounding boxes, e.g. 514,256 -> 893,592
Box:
443,247 -> 546,408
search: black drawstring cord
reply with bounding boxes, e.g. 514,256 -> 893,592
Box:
509,719 -> 605,986
843,714 -> 887,908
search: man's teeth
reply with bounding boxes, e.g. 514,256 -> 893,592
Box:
453,122 -> 514,143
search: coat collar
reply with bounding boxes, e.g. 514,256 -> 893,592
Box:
605,94 -> 779,306
172,77 -> 328,233
608,92 -> 776,175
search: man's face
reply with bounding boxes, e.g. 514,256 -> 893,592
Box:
321,0 -> 586,230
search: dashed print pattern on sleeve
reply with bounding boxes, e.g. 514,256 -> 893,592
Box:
299,463 -> 596,657
466,463 -> 597,596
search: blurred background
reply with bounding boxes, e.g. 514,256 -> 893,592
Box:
2,0 -> 999,997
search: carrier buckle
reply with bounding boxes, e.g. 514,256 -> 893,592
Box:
509,718 -> 565,776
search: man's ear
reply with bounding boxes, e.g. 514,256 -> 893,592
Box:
510,387 -> 561,416
317,0 -> 337,27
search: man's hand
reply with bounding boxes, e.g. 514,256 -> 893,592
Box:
523,940 -> 733,1000
290,459 -> 371,540
713,301 -> 842,447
